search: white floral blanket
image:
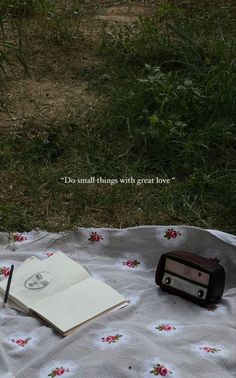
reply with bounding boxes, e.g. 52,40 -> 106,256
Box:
0,226 -> 236,378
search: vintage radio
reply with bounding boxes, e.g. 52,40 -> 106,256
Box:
155,251 -> 225,305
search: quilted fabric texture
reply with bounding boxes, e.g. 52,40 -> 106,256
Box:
0,226 -> 236,378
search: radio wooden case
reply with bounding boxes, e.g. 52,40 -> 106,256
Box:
155,251 -> 225,305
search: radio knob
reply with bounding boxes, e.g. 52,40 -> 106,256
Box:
165,277 -> 171,285
197,289 -> 204,298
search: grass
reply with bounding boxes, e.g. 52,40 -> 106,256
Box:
0,0 -> 235,233
0,12 -> 28,76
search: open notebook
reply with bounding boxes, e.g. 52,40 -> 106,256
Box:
0,252 -> 126,336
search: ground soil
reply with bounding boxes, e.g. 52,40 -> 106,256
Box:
0,2 -> 156,132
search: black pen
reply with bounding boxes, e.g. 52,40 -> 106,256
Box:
3,264 -> 14,308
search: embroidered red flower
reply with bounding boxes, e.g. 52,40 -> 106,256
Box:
164,228 -> 181,240
101,334 -> 122,344
11,338 -> 31,347
88,232 -> 104,242
150,363 -> 173,376
200,346 -> 221,353
205,303 -> 220,312
156,324 -> 176,332
13,234 -> 27,242
48,367 -> 70,377
44,252 -> 55,257
122,260 -> 140,268
0,266 -> 10,277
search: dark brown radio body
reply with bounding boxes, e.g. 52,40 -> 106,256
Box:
155,251 -> 225,305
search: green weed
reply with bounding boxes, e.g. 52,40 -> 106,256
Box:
0,0 -> 86,49
37,0 -> 86,48
0,14 -> 28,76
96,0 -> 236,230
0,0 -> 235,233
0,0 -> 35,17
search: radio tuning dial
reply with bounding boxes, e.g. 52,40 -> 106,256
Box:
165,277 -> 171,285
197,289 -> 204,298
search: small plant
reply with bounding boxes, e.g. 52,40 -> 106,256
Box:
0,0 -> 54,18
101,1 -> 235,69
0,0 -> 86,49
0,0 -> 34,17
0,14 -> 27,76
101,17 -> 165,66
38,0 -> 86,48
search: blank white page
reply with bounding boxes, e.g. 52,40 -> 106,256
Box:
31,277 -> 126,334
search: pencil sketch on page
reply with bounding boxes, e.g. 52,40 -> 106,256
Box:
24,271 -> 53,290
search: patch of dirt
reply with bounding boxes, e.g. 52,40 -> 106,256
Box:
96,5 -> 153,22
0,79 -> 97,131
0,2 -> 155,133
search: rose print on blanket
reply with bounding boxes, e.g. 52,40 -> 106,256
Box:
116,254 -> 146,272
9,333 -> 39,350
164,228 -> 181,240
203,302 -> 226,316
0,266 -> 10,277
93,328 -> 130,350
199,346 -> 221,353
156,226 -> 186,247
8,232 -> 33,250
122,259 -> 140,268
38,361 -> 77,378
101,334 -> 123,344
85,229 -> 109,247
11,338 -> 31,347
88,232 -> 104,242
38,250 -> 61,260
48,367 -> 70,377
0,261 -> 18,280
191,342 -> 228,361
150,363 -> 173,376
156,324 -> 176,332
205,303 -> 220,312
13,233 -> 27,242
141,358 -> 178,378
43,252 -> 55,258
148,320 -> 180,337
